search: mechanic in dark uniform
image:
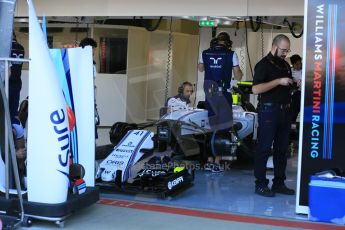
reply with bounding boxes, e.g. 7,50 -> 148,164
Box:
252,34 -> 295,197
9,32 -> 25,121
198,32 -> 243,172
165,81 -> 194,112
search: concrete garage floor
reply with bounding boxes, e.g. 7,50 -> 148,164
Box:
20,155 -> 344,230
101,155 -> 300,220
17,204 -> 316,230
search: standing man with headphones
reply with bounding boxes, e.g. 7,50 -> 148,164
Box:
165,81 -> 194,112
198,32 -> 243,172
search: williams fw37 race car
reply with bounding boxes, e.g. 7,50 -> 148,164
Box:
95,105 -> 258,197
95,128 -> 194,198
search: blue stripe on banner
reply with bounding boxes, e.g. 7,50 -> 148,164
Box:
62,49 -> 79,163
58,49 -> 77,163
61,49 -> 76,161
123,131 -> 151,181
323,5 -> 331,160
329,4 -> 337,160
329,4 -> 333,160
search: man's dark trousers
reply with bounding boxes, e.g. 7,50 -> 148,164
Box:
254,103 -> 291,187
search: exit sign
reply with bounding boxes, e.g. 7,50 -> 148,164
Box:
199,20 -> 217,27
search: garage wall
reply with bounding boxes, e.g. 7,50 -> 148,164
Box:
146,30 -> 199,120
145,31 -> 170,120
95,74 -> 127,126
247,0 -> 304,16
171,33 -> 199,107
15,0 -> 304,16
126,27 -> 150,123
126,27 -> 199,123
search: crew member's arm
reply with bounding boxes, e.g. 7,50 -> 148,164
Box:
198,52 -> 204,72
233,66 -> 243,81
232,53 -> 243,80
292,70 -> 302,87
296,79 -> 302,87
167,96 -> 187,111
198,63 -> 204,72
252,78 -> 292,94
252,60 -> 293,95
15,137 -> 26,159
165,96 -> 172,107
12,126 -> 26,160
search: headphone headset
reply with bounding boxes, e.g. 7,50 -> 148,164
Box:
210,37 -> 219,49
178,81 -> 194,94
216,31 -> 233,49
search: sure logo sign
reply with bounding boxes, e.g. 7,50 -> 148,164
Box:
50,109 -> 70,168
167,176 -> 184,190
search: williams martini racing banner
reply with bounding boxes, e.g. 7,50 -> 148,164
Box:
297,0 -> 345,213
